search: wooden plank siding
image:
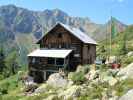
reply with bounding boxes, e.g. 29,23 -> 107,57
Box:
28,23 -> 96,83
40,25 -> 82,48
38,24 -> 96,66
38,25 -> 83,69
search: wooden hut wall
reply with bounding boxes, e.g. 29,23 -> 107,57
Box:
40,25 -> 82,49
38,24 -> 96,66
88,45 -> 96,64
82,44 -> 96,64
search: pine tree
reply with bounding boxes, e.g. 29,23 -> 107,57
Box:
5,51 -> 19,75
120,32 -> 127,55
0,47 -> 6,73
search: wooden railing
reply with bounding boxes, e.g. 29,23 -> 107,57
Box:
29,62 -> 64,71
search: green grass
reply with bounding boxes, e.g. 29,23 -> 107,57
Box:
113,78 -> 133,96
0,75 -> 23,100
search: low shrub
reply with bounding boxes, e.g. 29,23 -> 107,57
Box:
78,96 -> 91,100
0,81 -> 10,95
71,72 -> 85,85
83,82 -> 104,99
100,64 -> 109,72
83,65 -> 90,74
122,56 -> 133,65
0,74 -> 4,80
2,95 -> 21,100
113,78 -> 133,96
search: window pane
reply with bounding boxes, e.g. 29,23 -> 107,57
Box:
56,58 -> 64,65
32,58 -> 36,63
48,58 -> 55,64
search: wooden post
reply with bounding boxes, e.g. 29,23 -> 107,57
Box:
43,71 -> 46,81
64,58 -> 67,70
54,58 -> 56,66
82,44 -> 88,64
93,64 -> 96,71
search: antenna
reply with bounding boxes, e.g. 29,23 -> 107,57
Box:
109,2 -> 114,57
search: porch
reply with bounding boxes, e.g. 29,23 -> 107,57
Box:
27,49 -> 72,83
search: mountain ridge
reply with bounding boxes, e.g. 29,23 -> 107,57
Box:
0,4 -> 128,64
0,4 -> 127,39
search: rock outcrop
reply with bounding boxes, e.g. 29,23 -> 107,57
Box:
47,73 -> 68,88
119,89 -> 133,100
58,85 -> 81,99
34,84 -> 48,94
127,51 -> 133,57
117,63 -> 133,80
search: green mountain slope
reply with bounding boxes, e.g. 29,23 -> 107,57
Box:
93,18 -> 127,41
97,25 -> 133,66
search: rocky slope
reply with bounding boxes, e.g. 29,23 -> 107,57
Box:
0,5 -> 100,39
0,4 -> 127,40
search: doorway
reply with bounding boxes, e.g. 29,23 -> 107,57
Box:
34,71 -> 44,83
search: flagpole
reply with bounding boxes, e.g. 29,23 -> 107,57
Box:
110,16 -> 112,57
110,1 -> 113,57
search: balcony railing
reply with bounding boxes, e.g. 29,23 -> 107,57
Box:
29,62 -> 65,71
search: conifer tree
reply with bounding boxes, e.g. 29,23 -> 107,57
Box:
118,31 -> 127,56
0,46 -> 6,73
120,32 -> 127,55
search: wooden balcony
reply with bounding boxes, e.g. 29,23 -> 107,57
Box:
29,62 -> 65,71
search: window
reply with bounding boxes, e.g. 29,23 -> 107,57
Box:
48,58 -> 55,64
59,44 -> 62,48
32,58 -> 36,63
58,33 -> 62,38
88,45 -> 90,50
56,58 -> 64,66
66,43 -> 71,48
48,44 -> 51,48
32,57 -> 40,63
74,54 -> 80,57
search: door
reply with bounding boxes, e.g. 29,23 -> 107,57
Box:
34,71 -> 44,83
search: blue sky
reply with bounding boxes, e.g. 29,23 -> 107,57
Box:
0,0 -> 132,24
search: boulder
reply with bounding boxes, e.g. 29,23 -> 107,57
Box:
58,85 -> 81,99
45,95 -> 58,100
67,80 -> 74,88
117,63 -> 133,80
109,78 -> 118,86
68,72 -> 74,80
103,76 -> 118,86
85,70 -> 99,80
47,73 -> 68,88
109,96 -> 118,100
76,65 -> 84,72
34,84 -> 48,94
119,89 -> 133,100
24,83 -> 38,93
127,51 -> 133,57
